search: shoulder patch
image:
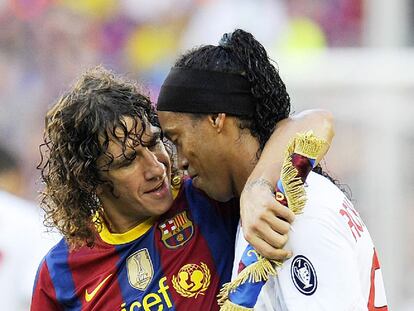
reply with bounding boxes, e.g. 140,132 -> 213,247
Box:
290,255 -> 317,295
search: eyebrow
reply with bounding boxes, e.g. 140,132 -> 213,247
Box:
110,150 -> 136,168
106,126 -> 163,168
142,128 -> 162,145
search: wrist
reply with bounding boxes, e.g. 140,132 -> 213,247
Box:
243,177 -> 275,195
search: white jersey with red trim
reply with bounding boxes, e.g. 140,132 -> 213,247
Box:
232,172 -> 388,310
0,191 -> 59,310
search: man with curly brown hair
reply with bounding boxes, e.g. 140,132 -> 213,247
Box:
31,66 -> 332,311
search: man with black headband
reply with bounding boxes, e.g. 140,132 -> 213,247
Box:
158,29 -> 387,310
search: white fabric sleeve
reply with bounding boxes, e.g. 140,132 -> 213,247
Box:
262,214 -> 368,311
233,173 -> 385,311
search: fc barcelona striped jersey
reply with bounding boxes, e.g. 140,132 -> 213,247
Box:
31,179 -> 239,311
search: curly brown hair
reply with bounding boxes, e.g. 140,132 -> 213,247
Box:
38,66 -> 163,248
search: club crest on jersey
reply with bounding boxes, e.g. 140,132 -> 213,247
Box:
290,255 -> 317,295
158,211 -> 194,249
172,262 -> 211,298
126,248 -> 154,291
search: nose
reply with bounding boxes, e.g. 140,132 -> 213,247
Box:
142,148 -> 166,181
178,152 -> 189,171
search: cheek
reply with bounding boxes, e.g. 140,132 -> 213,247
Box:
156,143 -> 171,166
159,151 -> 171,169
110,167 -> 143,191
186,141 -> 205,162
204,153 -> 221,171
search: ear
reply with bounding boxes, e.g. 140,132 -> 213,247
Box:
208,113 -> 226,133
96,184 -> 104,195
96,173 -> 110,196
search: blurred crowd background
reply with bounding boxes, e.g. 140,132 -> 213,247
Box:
0,0 -> 413,309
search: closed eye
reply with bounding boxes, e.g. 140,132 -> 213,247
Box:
112,151 -> 137,169
118,157 -> 134,168
147,136 -> 161,147
143,130 -> 163,147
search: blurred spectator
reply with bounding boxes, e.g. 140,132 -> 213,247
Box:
180,0 -> 288,50
286,0 -> 363,46
0,144 -> 59,310
0,144 -> 24,196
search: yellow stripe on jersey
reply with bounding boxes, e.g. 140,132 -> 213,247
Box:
98,184 -> 180,245
99,216 -> 156,245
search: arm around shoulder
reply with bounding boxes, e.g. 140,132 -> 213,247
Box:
240,109 -> 335,259
251,108 -> 334,184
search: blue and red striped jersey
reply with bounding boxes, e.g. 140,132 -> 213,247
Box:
31,179 -> 239,311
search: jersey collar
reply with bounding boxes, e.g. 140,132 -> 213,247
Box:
97,184 -> 180,245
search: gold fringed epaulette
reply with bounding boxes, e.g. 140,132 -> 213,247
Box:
217,256 -> 283,307
282,131 -> 328,214
217,131 -> 329,310
279,156 -> 307,215
219,300 -> 254,311
286,130 -> 329,160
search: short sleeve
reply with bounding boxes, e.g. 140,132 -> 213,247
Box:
31,260 -> 63,311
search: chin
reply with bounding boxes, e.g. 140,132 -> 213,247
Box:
194,179 -> 232,202
205,188 -> 232,203
159,197 -> 174,213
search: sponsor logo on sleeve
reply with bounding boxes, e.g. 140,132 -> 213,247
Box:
290,255 -> 317,295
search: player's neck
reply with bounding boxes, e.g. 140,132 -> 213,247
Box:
101,203 -> 150,234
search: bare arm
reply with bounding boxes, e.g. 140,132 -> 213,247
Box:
241,109 -> 334,259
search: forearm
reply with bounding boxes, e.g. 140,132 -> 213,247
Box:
240,109 -> 334,258
247,109 -> 334,188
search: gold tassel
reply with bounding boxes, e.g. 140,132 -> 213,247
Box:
289,130 -> 328,160
220,300 -> 254,311
218,131 -> 329,309
282,131 -> 328,214
280,158 -> 307,215
217,257 -> 283,305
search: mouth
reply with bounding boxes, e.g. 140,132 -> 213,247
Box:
144,177 -> 170,199
145,178 -> 166,193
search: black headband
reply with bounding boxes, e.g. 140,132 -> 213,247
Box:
157,68 -> 256,116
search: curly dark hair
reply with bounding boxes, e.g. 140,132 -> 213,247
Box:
38,66 -> 163,248
174,29 -> 341,187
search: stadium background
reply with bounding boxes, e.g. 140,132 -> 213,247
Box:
0,0 -> 413,309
